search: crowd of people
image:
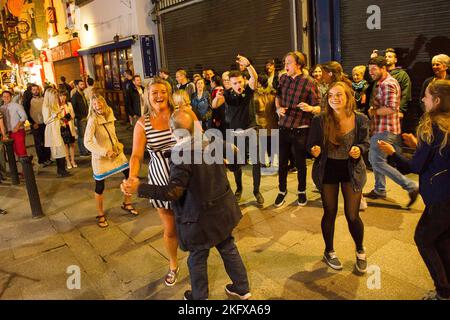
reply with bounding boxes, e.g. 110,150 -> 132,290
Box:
0,49 -> 449,301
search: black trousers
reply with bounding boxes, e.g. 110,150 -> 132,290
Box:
414,197 -> 450,299
187,236 -> 249,300
278,127 -> 309,192
32,124 -> 51,164
232,134 -> 261,193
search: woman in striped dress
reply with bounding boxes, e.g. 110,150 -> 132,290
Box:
128,78 -> 180,286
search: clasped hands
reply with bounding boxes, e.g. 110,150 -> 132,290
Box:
120,176 -> 140,196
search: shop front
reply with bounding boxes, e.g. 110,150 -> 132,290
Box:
49,39 -> 84,86
78,38 -> 134,119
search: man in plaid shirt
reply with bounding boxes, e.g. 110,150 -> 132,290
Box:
274,51 -> 321,207
364,56 -> 419,207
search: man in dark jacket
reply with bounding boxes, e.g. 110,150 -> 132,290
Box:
121,110 -> 251,301
71,80 -> 90,156
123,69 -> 134,125
126,75 -> 145,125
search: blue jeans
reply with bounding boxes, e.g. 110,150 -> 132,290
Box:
187,236 -> 249,300
75,118 -> 89,155
369,132 -> 417,194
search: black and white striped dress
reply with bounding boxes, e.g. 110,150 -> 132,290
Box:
142,115 -> 176,209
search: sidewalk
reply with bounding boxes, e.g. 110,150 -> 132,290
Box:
0,122 -> 432,300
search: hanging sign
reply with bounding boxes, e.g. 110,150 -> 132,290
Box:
140,35 -> 157,79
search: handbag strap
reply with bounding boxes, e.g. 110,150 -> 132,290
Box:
102,123 -> 115,146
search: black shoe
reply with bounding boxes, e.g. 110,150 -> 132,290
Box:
254,192 -> 264,207
183,290 -> 193,300
297,192 -> 307,206
0,209 -> 7,215
407,188 -> 419,207
225,284 -> 251,300
235,188 -> 243,202
57,171 -> 72,178
274,191 -> 287,208
363,189 -> 386,199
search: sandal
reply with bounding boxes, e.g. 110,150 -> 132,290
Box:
121,203 -> 139,216
164,266 -> 180,287
96,215 -> 109,228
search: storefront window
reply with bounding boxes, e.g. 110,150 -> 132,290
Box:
126,48 -> 134,73
110,51 -> 121,90
103,52 -> 112,90
118,49 -> 128,86
93,53 -> 105,93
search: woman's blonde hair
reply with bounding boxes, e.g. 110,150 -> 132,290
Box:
417,79 -> 450,153
88,93 -> 112,119
431,54 -> 450,69
173,90 -> 191,109
43,88 -> 60,114
143,77 -> 175,117
322,81 -> 356,146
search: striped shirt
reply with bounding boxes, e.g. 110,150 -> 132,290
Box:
276,74 -> 321,128
141,115 -> 176,210
370,74 -> 401,135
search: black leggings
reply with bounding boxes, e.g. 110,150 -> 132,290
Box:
95,169 -> 129,195
321,182 -> 365,253
414,198 -> 450,299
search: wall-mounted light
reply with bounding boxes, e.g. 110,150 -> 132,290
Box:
48,37 -> 58,49
33,38 -> 44,50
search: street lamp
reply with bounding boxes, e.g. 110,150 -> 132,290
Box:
33,38 -> 44,50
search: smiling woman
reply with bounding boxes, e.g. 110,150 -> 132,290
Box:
126,77 -> 180,287
307,81 -> 370,273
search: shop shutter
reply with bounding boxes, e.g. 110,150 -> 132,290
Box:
340,0 -> 450,131
160,0 -> 293,76
53,57 -> 82,85
340,0 -> 450,100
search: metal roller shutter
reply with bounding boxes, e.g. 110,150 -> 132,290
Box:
161,0 -> 293,75
340,0 -> 450,131
340,0 -> 450,101
53,58 -> 82,84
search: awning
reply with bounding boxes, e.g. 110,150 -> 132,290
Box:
77,38 -> 134,56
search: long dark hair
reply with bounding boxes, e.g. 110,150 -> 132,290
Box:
322,82 -> 356,146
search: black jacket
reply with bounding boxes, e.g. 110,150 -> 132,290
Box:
71,91 -> 89,120
137,138 -> 242,251
307,112 -> 370,192
126,84 -> 144,117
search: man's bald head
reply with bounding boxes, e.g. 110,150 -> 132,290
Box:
169,110 -> 194,139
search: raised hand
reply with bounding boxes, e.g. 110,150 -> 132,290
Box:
311,145 -> 321,158
377,140 -> 396,156
402,133 -> 418,149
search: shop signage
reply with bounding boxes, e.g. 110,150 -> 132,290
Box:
20,49 -> 35,63
5,15 -> 19,28
50,39 -> 80,61
7,32 -> 19,44
17,20 -> 30,34
140,35 -> 157,78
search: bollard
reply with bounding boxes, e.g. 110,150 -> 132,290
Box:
4,139 -> 19,185
20,156 -> 44,219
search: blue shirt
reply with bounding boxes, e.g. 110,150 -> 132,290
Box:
0,102 -> 27,131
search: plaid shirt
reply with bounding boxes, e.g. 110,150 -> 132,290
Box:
276,74 -> 321,128
370,74 -> 401,135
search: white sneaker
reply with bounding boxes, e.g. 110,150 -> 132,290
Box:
359,196 -> 368,211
